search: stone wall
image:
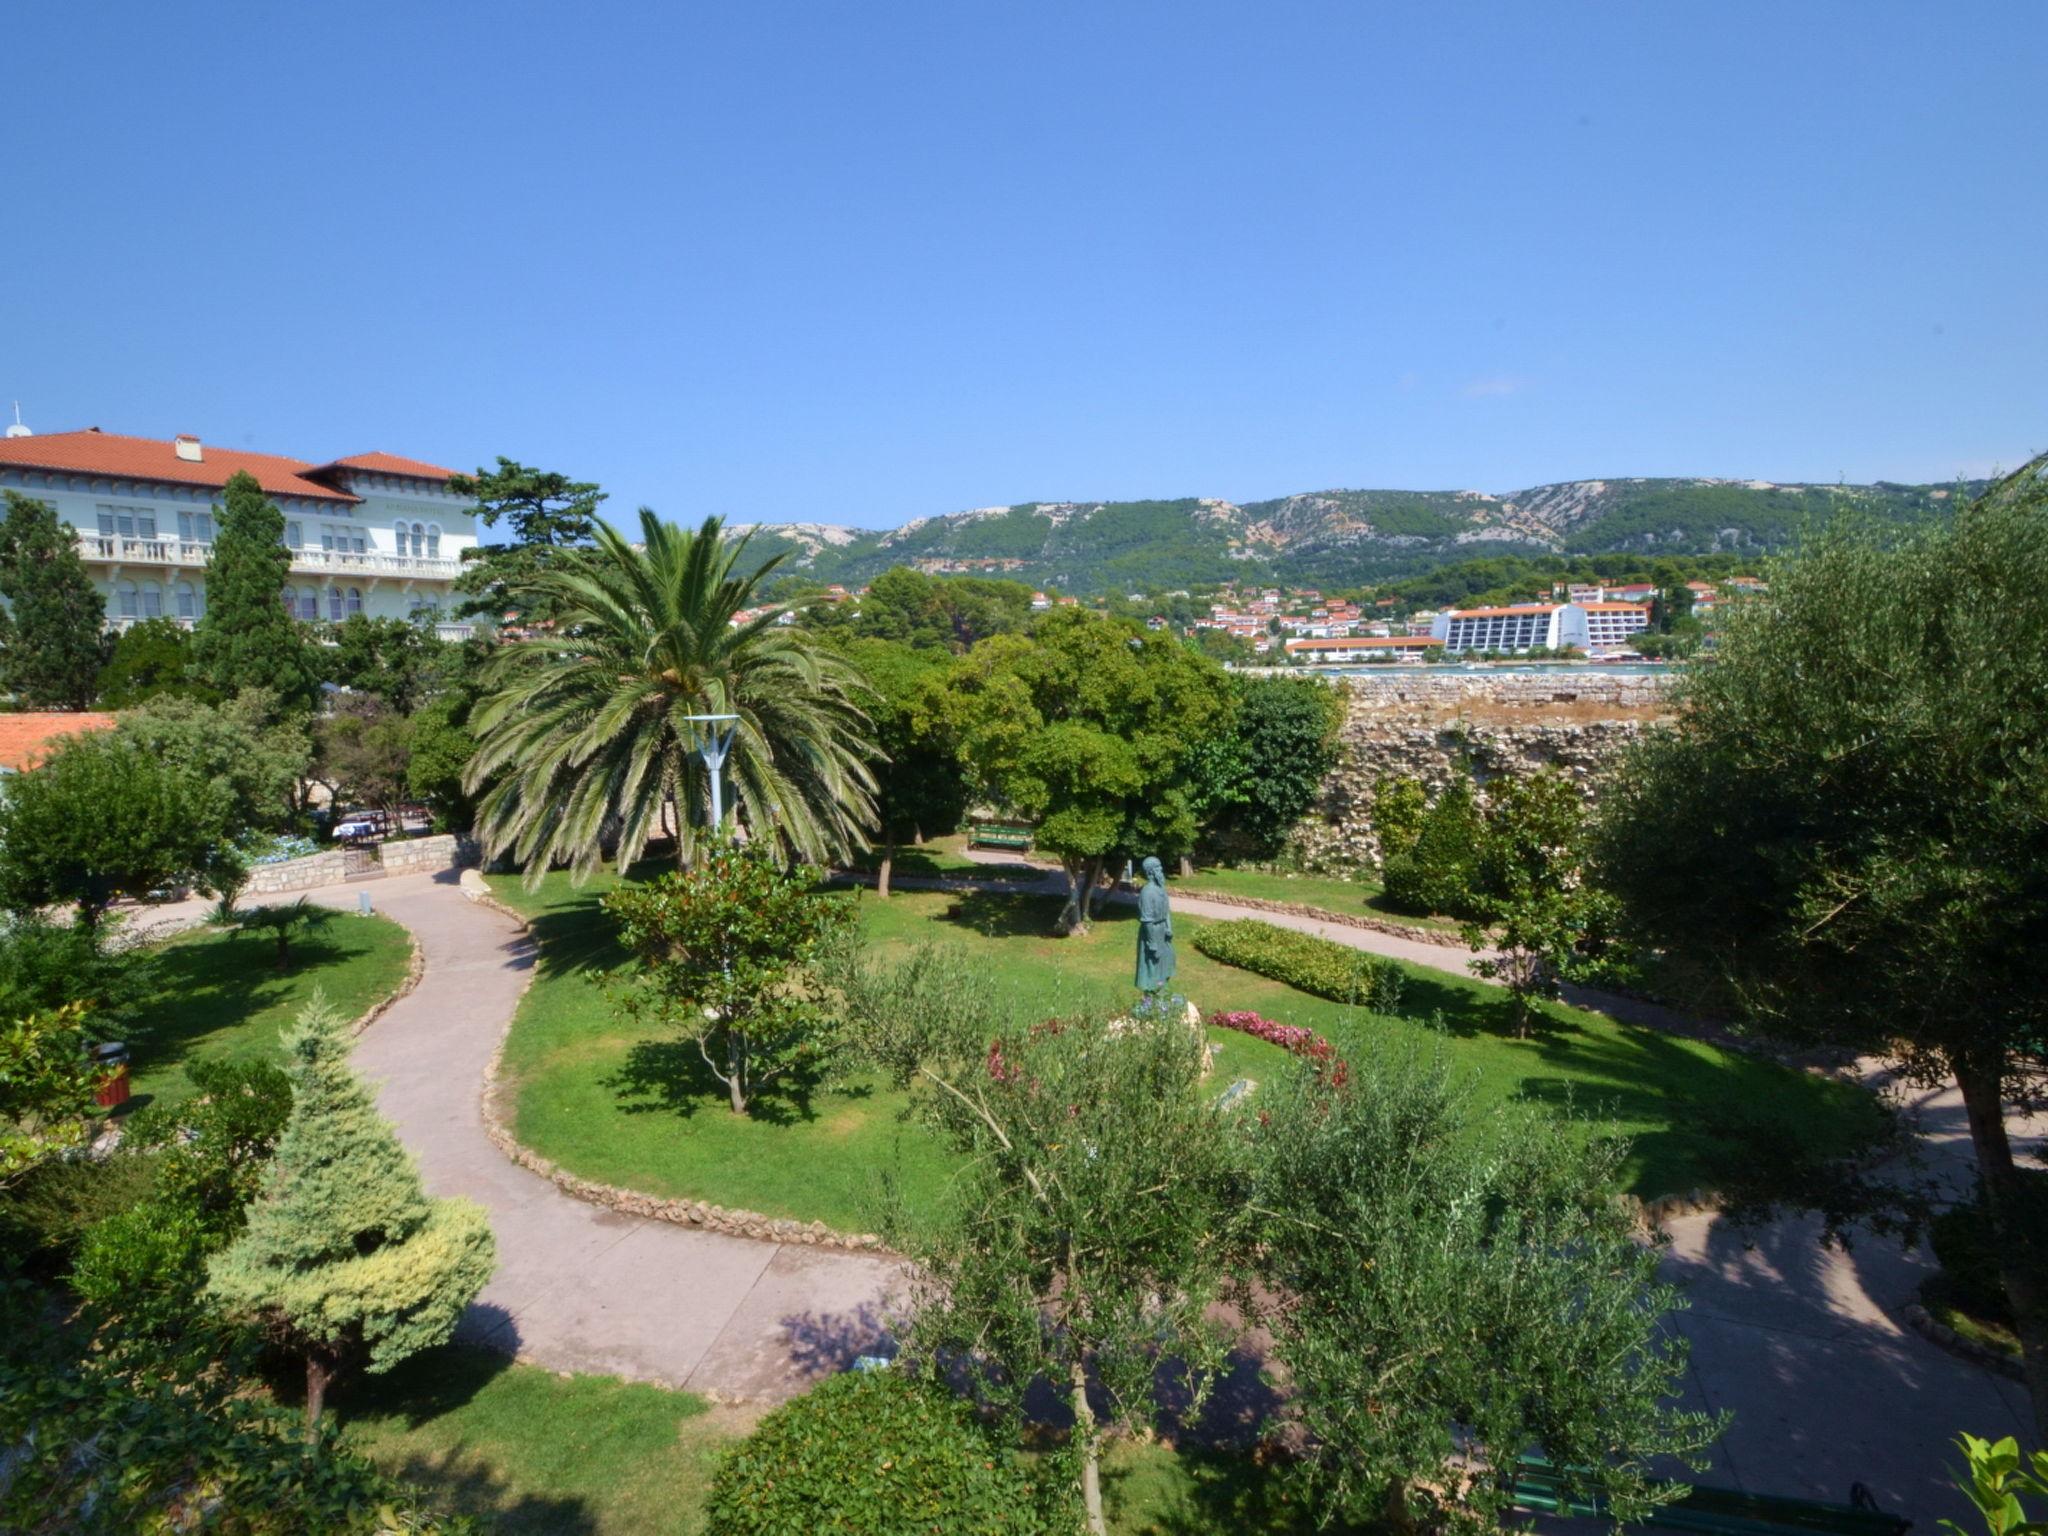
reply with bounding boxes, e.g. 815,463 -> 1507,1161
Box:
245,833 -> 471,894
1285,673 -> 1674,872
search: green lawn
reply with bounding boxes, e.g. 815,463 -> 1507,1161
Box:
493,873 -> 1882,1218
125,911 -> 415,1111
342,1345 -> 1334,1535
1167,864 -> 1464,934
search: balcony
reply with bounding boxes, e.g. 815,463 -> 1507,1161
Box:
105,613 -> 476,642
77,535 -> 461,581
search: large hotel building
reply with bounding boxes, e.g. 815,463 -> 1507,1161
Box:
1428,600 -> 1649,656
0,424 -> 477,638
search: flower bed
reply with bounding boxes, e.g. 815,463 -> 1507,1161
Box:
1207,1009 -> 1348,1086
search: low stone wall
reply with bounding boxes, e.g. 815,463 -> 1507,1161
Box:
1287,675 -> 1668,872
246,833 -> 471,895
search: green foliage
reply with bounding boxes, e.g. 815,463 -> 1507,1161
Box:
1188,674 -> 1345,861
1367,774 -> 1428,866
942,608 -> 1234,930
72,1196 -> 214,1341
1592,459 -> 2048,1433
1462,771 -> 1617,1032
603,841 -> 855,1114
0,1002 -> 99,1182
95,614 -> 206,707
1928,1173 -> 2048,1329
468,510 -> 879,878
117,687 -> 311,836
0,489 -> 108,707
704,1368 -> 1062,1536
1189,917 -> 1404,1012
208,997 -> 495,1422
0,732 -> 228,926
833,637 -> 967,870
127,1056 -> 294,1237
892,1009 -> 1248,1531
405,691 -> 480,831
1380,777 -> 1484,918
1247,1048 -> 1722,1530
449,456 -> 605,623
191,471 -> 321,713
0,911 -> 145,1034
1939,1433 -> 2048,1536
315,697 -> 414,812
324,614 -> 448,712
0,1145 -> 157,1262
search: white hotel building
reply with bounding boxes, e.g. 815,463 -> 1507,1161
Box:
0,426 -> 479,637
1429,600 -> 1649,656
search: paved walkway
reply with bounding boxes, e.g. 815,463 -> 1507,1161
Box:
123,867 -> 2039,1523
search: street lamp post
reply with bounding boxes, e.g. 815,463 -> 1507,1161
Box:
681,714 -> 740,832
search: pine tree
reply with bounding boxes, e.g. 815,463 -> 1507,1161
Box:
208,996 -> 495,1429
191,471 -> 320,713
0,491 -> 107,709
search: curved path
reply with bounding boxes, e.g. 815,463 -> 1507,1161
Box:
141,865 -> 2035,1524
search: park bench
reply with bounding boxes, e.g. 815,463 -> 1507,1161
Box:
969,821 -> 1036,852
1512,1455 -> 1910,1536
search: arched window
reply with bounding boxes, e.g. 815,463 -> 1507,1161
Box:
327,586 -> 344,622
113,580 -> 139,620
298,586 -> 319,622
346,586 -> 362,616
139,581 -> 162,619
425,524 -> 441,558
175,582 -> 198,620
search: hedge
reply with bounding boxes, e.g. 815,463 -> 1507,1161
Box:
704,1367 -> 1062,1535
1190,919 -> 1405,1013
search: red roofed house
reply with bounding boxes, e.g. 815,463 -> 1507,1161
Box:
0,712 -> 116,779
0,421 -> 478,637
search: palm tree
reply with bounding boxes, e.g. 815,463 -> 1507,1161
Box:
464,511 -> 879,881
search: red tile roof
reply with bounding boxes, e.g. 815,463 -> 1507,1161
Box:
0,429 -> 358,504
0,712 -> 117,772
309,452 -> 459,482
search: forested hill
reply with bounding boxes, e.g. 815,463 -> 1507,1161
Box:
728,476 -> 1975,594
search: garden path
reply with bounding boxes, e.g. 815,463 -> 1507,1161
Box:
128,867 -> 2040,1524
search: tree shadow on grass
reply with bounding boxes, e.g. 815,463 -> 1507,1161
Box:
520,902 -> 629,983
126,930 -> 353,1083
606,1038 -> 824,1126
939,889 -> 1138,941
1103,1447 -> 1347,1536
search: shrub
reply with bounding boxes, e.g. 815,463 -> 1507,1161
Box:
1207,1010 -> 1347,1085
71,1197 -> 213,1342
1928,1172 -> 2048,1327
1368,775 -> 1427,866
704,1367 -> 1062,1535
1380,778 -> 1485,918
1191,919 -> 1405,1013
0,1148 -> 158,1263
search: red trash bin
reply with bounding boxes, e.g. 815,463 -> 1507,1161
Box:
91,1042 -> 130,1108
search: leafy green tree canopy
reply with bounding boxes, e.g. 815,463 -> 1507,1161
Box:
115,687 -> 310,835
449,456 -> 605,622
832,637 -> 966,895
1187,672 -> 1345,863
0,490 -> 107,709
94,615 -> 208,708
191,471 -> 321,714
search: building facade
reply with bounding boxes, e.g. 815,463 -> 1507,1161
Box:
1428,601 -> 1651,656
0,427 -> 478,637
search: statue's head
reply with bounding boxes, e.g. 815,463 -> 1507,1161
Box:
1141,855 -> 1165,884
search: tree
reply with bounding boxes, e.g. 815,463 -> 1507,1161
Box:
603,841 -> 855,1115
1187,673 -> 1345,864
835,637 -> 967,896
406,691 -> 480,831
1462,771 -> 1617,1035
312,696 -> 413,815
892,1010 -> 1248,1535
322,613 -> 444,712
1380,776 -> 1485,919
191,471 -> 321,713
95,615 -> 208,708
0,1004 -> 99,1184
854,565 -> 952,649
0,490 -> 107,708
1367,774 -> 1428,868
1591,459 -> 2048,1437
1247,1048 -> 1721,1531
208,997 -> 495,1429
449,456 -> 604,623
943,609 -> 1234,932
466,511 -> 879,878
0,733 -> 228,929
234,898 -> 324,971
116,688 -> 310,835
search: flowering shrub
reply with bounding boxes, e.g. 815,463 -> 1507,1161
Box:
1208,1009 -> 1349,1086
250,833 -> 319,866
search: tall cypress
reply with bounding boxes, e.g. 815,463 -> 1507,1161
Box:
191,470 -> 320,713
0,490 -> 107,709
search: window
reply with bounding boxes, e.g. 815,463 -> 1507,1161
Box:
321,526 -> 335,552
298,586 -> 319,621
175,582 -> 198,620
176,510 -> 214,543
284,521 -> 303,548
426,524 -> 441,558
139,582 -> 162,619
327,586 -> 344,622
96,505 -> 157,540
113,580 -> 139,619
346,586 -> 363,616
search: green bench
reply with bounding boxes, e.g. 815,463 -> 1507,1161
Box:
969,823 -> 1035,852
1512,1456 -> 1910,1536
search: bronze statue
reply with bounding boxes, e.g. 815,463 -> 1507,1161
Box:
1135,855 -> 1177,993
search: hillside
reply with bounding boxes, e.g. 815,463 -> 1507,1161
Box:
731,476 -> 1975,593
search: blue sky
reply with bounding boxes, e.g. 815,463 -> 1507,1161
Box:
7,2 -> 2043,528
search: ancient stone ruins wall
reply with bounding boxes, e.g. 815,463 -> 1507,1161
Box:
1285,672 -> 1675,872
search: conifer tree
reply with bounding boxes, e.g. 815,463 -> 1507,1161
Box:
0,490 -> 107,708
208,997 -> 495,1429
191,471 -> 320,713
